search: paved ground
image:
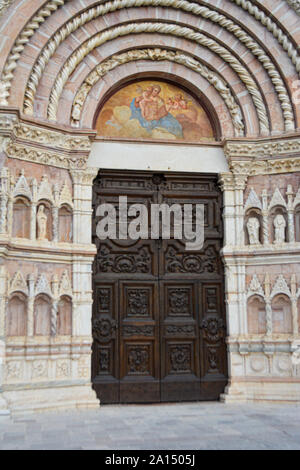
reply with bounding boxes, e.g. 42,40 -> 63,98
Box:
0,402 -> 300,450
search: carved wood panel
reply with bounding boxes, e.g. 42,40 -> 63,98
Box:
92,171 -> 227,403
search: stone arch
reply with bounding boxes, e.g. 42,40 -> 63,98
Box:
71,51 -> 244,138
46,21 -> 270,134
82,67 -> 237,139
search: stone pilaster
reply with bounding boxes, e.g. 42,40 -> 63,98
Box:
0,266 -> 9,416
219,173 -> 236,246
0,167 -> 9,234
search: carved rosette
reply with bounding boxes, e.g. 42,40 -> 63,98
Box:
200,316 -> 225,343
92,316 -> 117,343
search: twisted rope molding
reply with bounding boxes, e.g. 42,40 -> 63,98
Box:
0,0 -> 14,16
70,48 -> 245,136
0,0 -> 67,104
47,22 -> 269,135
22,0 -> 294,131
286,0 -> 300,15
231,0 -> 300,70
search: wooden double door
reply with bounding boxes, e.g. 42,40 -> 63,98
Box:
92,171 -> 227,403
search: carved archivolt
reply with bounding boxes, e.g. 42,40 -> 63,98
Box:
231,0 -> 300,71
46,22 -> 269,134
16,0 -> 293,131
71,48 -> 245,136
0,0 -> 66,104
1,0 -> 298,111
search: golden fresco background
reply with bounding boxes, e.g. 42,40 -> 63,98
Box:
95,81 -> 215,142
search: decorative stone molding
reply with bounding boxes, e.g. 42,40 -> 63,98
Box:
225,136 -> 300,159
17,0 -> 292,132
270,275 -> 291,300
0,167 -> 75,244
246,274 -> 300,302
13,170 -> 32,201
7,271 -> 72,300
0,0 -> 67,104
47,22 -> 270,134
285,0 -> 300,15
246,274 -> 264,299
242,184 -> 300,246
244,188 -> 262,211
35,274 -> 52,298
59,182 -> 73,208
13,123 -> 91,152
71,48 -> 244,136
0,0 -> 14,16
0,113 -> 18,133
0,0 -> 296,117
37,176 -> 54,204
70,167 -> 98,186
8,272 -> 28,296
230,157 -> 300,176
268,188 -> 287,210
231,0 -> 300,72
59,270 -> 72,298
4,141 -> 88,170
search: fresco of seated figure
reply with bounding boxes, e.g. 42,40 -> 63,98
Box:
96,80 -> 215,143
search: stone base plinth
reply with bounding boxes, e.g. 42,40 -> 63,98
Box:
221,380 -> 300,404
3,383 -> 100,416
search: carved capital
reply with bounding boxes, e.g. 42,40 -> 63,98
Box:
218,172 -> 235,192
70,167 -> 98,186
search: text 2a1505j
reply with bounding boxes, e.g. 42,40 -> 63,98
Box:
149,455 -> 195,466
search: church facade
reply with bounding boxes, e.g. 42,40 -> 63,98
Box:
0,0 -> 300,415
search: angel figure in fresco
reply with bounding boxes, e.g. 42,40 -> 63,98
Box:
130,84 -> 183,138
166,94 -> 188,112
